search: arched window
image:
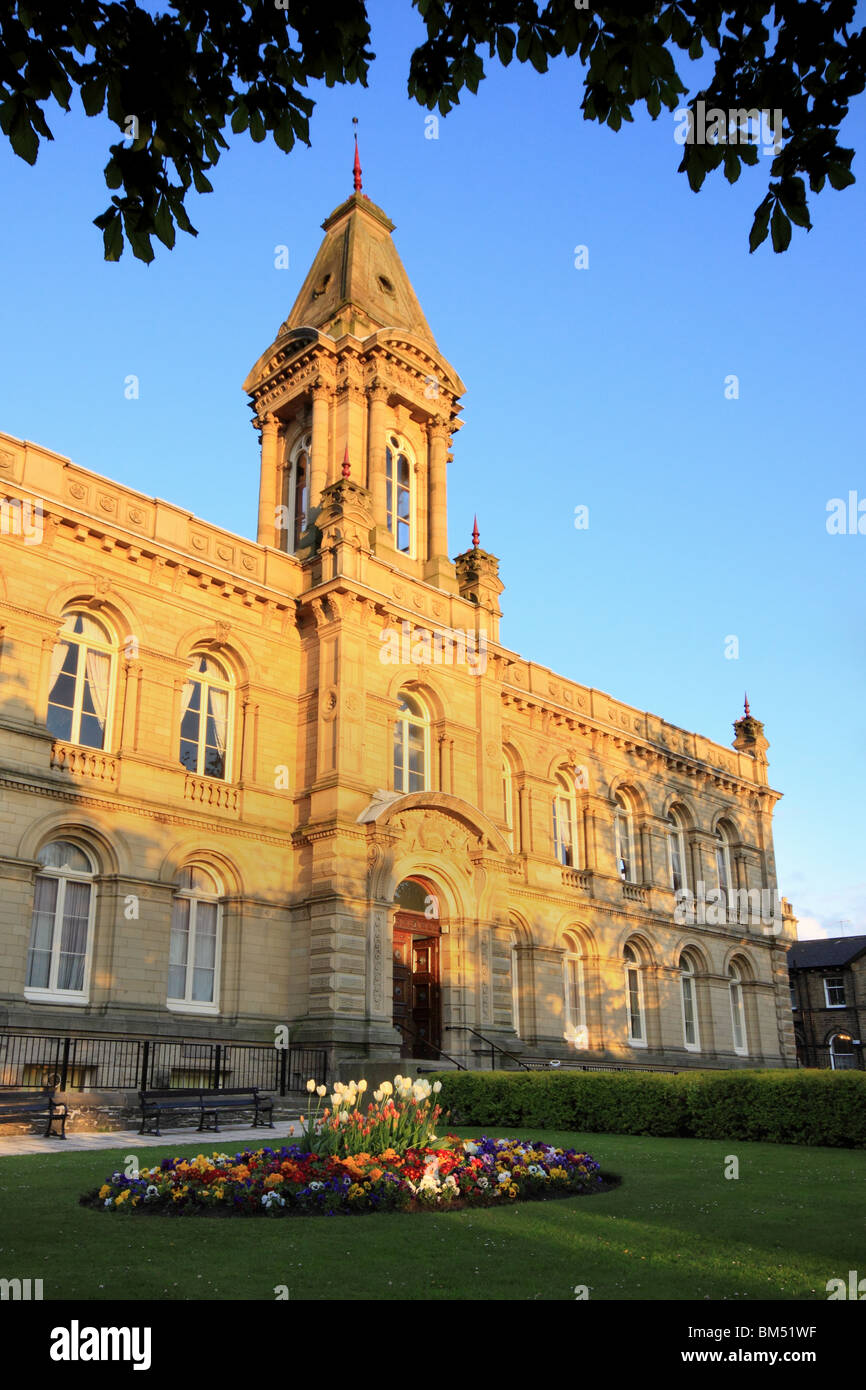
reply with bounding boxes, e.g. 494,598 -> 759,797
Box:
728,961 -> 747,1054
615,792 -> 636,883
830,1033 -> 857,1070
179,655 -> 233,780
25,840 -> 95,1000
668,808 -> 688,893
623,943 -> 646,1046
563,933 -> 586,1046
680,951 -> 701,1051
510,931 -> 521,1036
285,432 -> 310,552
168,865 -> 221,1011
386,435 -> 413,554
46,610 -> 115,750
502,754 -> 515,850
552,772 -> 578,867
716,824 -> 734,896
393,692 -> 428,793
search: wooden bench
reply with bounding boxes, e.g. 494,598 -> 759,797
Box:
138,1087 -> 274,1136
0,1088 -> 68,1138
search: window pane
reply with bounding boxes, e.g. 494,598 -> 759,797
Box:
57,880 -> 90,990
26,877 -> 58,987
168,898 -> 190,998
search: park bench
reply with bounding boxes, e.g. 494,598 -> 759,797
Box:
138,1087 -> 274,1136
0,1087 -> 68,1138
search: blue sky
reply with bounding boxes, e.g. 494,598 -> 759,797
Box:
0,2 -> 863,939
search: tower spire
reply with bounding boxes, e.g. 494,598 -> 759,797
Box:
352,116 -> 362,193
744,692 -> 750,718
472,515 -> 480,549
342,443 -> 351,479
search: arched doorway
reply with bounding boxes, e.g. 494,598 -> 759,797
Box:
392,877 -> 441,1060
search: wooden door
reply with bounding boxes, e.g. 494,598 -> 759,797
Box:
392,912 -> 441,1059
392,928 -> 413,1054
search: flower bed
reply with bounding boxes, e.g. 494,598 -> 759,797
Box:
81,1137 -> 614,1216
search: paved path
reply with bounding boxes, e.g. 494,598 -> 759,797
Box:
0,1121 -> 305,1157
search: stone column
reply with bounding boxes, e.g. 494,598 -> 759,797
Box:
427,416 -> 449,561
256,413 -> 281,546
309,381 -> 331,511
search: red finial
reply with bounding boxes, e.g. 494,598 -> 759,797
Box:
744,692 -> 750,718
472,515 -> 480,548
342,444 -> 351,479
352,117 -> 362,193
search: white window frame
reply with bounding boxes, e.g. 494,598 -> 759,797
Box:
285,431 -> 311,553
624,943 -> 647,1047
615,794 -> 637,883
729,962 -> 747,1055
715,825 -> 733,896
46,610 -> 116,752
829,1033 -> 857,1070
393,692 -> 429,793
563,935 -> 587,1047
24,841 -> 96,1005
166,869 -> 223,1015
386,434 -> 416,558
553,774 -> 578,867
667,809 -> 687,893
502,755 -> 515,851
680,954 -> 701,1052
179,655 -> 234,782
824,975 -> 847,1008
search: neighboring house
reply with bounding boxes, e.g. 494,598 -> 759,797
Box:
788,936 -> 866,1069
0,154 -> 799,1080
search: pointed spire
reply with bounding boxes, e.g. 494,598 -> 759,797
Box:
744,692 -> 750,718
352,116 -> 362,193
472,515 -> 480,549
342,444 -> 351,479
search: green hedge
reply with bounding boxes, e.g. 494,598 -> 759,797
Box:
429,1069 -> 866,1148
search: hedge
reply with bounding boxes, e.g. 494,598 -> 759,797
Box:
429,1068 -> 866,1148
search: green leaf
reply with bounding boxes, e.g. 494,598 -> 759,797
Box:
192,167 -> 213,194
770,203 -> 791,253
231,102 -> 249,134
10,111 -> 38,165
104,158 -> 123,190
748,196 -> 772,253
80,77 -> 106,117
723,149 -> 740,184
102,214 -> 123,262
779,178 -> 811,229
249,110 -> 266,143
827,163 -> 855,190
128,227 -> 155,264
153,199 -> 176,249
497,27 -> 515,66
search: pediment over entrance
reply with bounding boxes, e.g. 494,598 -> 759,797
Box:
357,789 -> 510,858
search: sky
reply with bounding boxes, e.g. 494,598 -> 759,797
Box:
0,2 -> 863,941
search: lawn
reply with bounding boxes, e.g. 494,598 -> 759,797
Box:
1,1128 -> 861,1301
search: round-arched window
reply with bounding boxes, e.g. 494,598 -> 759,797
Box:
47,610 -> 115,750
179,656 -> 233,780
393,692 -> 428,793
26,839 -> 95,998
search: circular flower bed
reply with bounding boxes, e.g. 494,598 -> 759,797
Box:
81,1137 -> 615,1216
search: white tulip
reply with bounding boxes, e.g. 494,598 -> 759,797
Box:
357,1079 -> 368,1093
380,1081 -> 393,1097
432,1080 -> 442,1094
316,1085 -> 326,1097
373,1090 -> 383,1102
306,1079 -> 317,1093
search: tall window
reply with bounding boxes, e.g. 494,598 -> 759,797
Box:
286,432 -> 310,552
623,943 -> 646,1046
386,436 -> 412,553
667,808 -> 687,893
502,755 -> 515,850
728,961 -> 747,1054
552,772 -> 578,867
393,692 -> 428,792
563,933 -> 586,1045
680,952 -> 700,1051
179,655 -> 232,780
615,793 -> 636,882
26,840 -> 95,1001
46,610 -> 114,750
715,824 -> 734,895
168,866 -> 221,1011
824,976 -> 846,1007
510,931 -> 521,1036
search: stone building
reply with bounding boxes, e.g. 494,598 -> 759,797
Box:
788,936 -> 866,1069
0,158 -> 798,1080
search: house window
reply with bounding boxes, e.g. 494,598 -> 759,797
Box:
25,840 -> 95,1002
553,773 -> 578,867
623,943 -> 646,1046
615,793 -> 636,882
680,952 -> 700,1051
790,979 -> 798,1010
179,655 -> 233,780
286,433 -> 311,551
563,933 -> 586,1046
729,961 -> 747,1054
168,866 -> 221,1012
46,610 -> 114,750
824,976 -> 846,1008
502,755 -> 515,850
667,808 -> 687,893
386,436 -> 413,554
393,692 -> 428,792
715,825 -> 733,896
830,1034 -> 857,1070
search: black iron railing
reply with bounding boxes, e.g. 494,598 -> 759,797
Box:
0,1030 -> 327,1096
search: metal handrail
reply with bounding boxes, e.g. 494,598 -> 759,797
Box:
450,1026 -> 532,1071
393,1019 -> 466,1070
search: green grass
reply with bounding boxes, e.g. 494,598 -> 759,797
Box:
1,1128 -> 862,1300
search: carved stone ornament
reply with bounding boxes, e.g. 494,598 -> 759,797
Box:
68,481 -> 87,499
389,809 -> 478,869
